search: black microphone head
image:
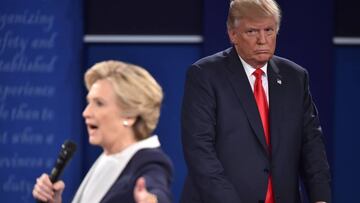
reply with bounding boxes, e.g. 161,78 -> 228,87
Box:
50,140 -> 77,182
61,140 -> 77,158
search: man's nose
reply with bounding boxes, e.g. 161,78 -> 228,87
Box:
257,31 -> 266,44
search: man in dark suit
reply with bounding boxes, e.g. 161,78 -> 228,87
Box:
180,0 -> 331,203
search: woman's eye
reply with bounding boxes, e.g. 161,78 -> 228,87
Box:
95,100 -> 104,107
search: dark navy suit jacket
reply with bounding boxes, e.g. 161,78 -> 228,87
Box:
100,148 -> 173,203
180,47 -> 331,203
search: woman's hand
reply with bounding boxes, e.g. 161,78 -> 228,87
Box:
32,173 -> 65,203
134,177 -> 158,203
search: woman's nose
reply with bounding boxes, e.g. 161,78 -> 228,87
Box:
82,105 -> 91,118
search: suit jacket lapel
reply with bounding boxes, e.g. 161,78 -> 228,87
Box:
267,58 -> 284,156
224,48 -> 268,154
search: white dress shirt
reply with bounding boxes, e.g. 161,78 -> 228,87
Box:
238,56 -> 269,104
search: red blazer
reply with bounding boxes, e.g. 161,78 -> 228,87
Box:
180,47 -> 331,203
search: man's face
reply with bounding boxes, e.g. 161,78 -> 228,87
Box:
228,16 -> 277,68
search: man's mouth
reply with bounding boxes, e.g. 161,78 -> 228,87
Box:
256,50 -> 269,53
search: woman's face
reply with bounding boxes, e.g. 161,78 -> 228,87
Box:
82,79 -> 127,150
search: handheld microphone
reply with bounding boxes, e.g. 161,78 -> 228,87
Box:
36,140 -> 77,203
49,140 -> 77,183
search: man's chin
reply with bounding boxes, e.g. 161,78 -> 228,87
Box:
255,54 -> 272,63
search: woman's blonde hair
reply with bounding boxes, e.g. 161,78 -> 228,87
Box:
84,60 -> 163,140
227,0 -> 281,32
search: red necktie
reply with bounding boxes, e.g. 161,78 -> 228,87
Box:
253,68 -> 275,203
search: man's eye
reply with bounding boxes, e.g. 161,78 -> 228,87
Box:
265,28 -> 275,34
246,30 -> 258,36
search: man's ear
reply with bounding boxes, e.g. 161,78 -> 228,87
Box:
227,29 -> 236,44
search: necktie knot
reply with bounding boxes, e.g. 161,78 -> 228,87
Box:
253,68 -> 264,79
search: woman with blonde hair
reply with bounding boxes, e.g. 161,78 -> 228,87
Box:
33,60 -> 173,203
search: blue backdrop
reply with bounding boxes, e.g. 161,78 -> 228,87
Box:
0,1 -> 83,202
333,46 -> 360,201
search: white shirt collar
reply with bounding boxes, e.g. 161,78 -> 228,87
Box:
238,55 -> 268,78
237,55 -> 270,103
72,135 -> 161,203
111,135 -> 161,160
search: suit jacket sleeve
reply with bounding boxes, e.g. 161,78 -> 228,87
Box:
141,163 -> 173,203
300,69 -> 332,203
136,150 -> 173,203
101,148 -> 173,203
181,65 -> 242,203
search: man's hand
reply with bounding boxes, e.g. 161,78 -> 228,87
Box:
134,177 -> 158,203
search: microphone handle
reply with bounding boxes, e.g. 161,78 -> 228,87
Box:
35,140 -> 76,203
